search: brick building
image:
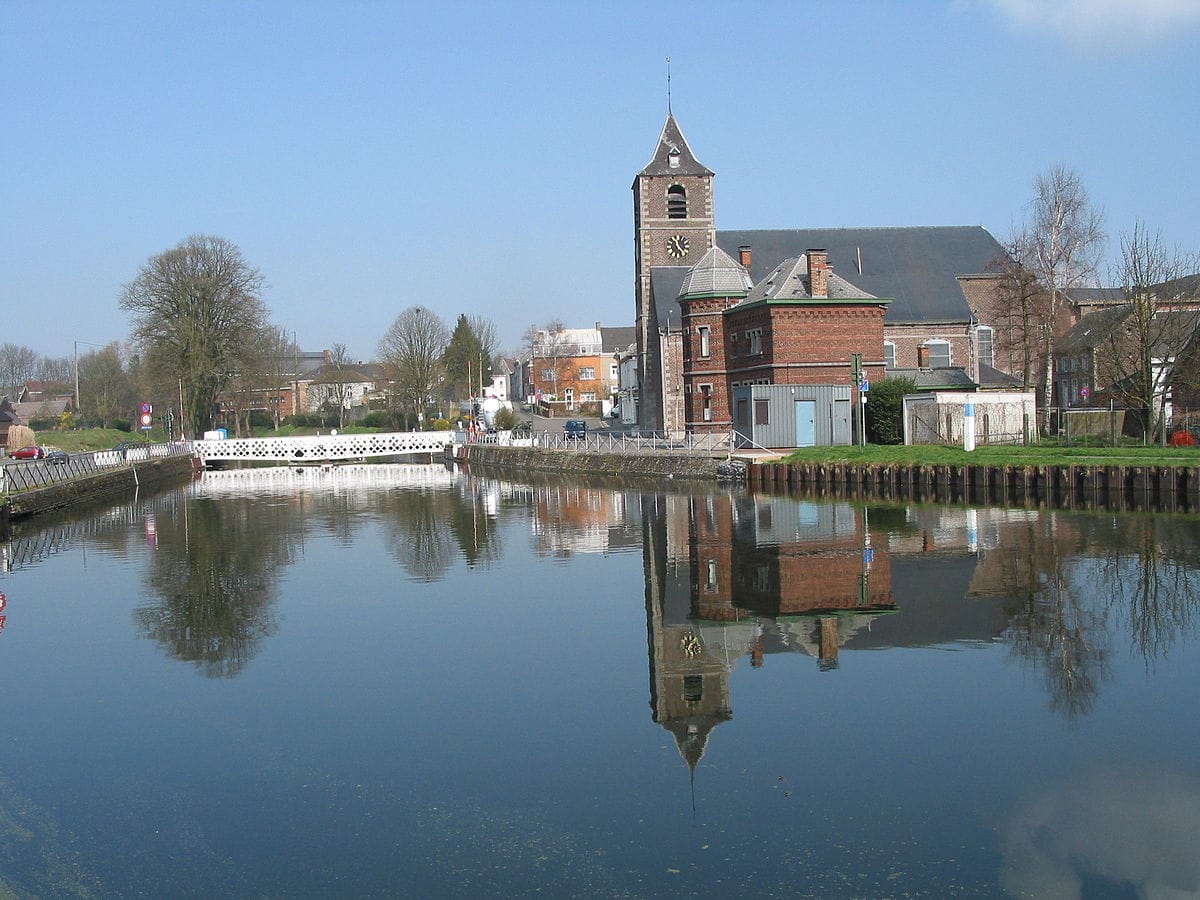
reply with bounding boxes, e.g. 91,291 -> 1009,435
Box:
678,246 -> 890,441
633,114 -> 1011,438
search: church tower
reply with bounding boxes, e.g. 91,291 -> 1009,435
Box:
633,115 -> 715,431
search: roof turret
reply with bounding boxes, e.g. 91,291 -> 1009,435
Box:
677,246 -> 752,301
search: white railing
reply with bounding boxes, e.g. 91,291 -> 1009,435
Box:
194,431 -> 455,463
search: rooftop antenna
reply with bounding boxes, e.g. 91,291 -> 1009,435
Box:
666,56 -> 672,114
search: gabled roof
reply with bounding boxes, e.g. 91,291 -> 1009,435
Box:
1060,304 -> 1133,353
677,246 -> 752,300
737,253 -> 880,306
717,226 -> 1004,325
637,114 -> 713,179
309,363 -> 387,384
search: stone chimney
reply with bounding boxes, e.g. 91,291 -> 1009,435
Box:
738,245 -> 752,270
807,249 -> 829,299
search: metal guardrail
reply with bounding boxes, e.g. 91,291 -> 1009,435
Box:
472,429 -> 731,456
0,442 -> 192,494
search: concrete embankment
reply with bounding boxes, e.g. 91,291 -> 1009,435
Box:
1,456 -> 198,525
458,444 -> 723,480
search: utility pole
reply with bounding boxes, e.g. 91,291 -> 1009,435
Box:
851,352 -> 865,446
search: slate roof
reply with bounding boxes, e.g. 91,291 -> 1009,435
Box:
716,226 -> 1005,325
738,253 -> 880,306
651,266 -> 691,330
677,246 -> 752,300
601,326 -> 636,354
309,363 -> 387,384
637,114 -> 713,179
887,366 -> 978,390
1059,304 -> 1132,353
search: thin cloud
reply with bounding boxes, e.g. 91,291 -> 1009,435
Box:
967,0 -> 1200,46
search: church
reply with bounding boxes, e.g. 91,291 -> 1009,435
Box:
632,114 -> 1010,442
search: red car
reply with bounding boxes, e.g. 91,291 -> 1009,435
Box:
10,445 -> 46,460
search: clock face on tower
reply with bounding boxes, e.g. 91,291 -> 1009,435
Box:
666,234 -> 690,259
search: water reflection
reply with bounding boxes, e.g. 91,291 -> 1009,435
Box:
1000,765 -> 1200,897
133,493 -> 294,677
3,466 -> 1199,713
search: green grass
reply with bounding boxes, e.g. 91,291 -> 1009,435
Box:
777,443 -> 1200,467
30,427 -> 168,453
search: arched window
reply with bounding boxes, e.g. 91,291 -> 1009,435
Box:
667,184 -> 687,219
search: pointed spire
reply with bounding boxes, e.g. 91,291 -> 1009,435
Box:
640,114 -> 714,178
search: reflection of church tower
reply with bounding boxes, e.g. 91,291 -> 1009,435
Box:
642,492 -> 732,773
633,115 -> 715,431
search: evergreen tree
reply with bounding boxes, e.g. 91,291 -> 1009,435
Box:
441,314 -> 490,399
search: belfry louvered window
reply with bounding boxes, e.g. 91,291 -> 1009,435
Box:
667,185 -> 687,219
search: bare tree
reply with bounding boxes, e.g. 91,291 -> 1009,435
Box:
120,235 -> 270,436
1021,167 -> 1106,432
378,307 -> 449,428
37,355 -> 73,384
0,343 -> 39,400
254,325 -> 300,430
1094,223 -> 1200,439
527,319 -> 574,400
988,238 -> 1051,389
468,315 -> 500,381
78,342 -> 135,427
326,342 -> 355,429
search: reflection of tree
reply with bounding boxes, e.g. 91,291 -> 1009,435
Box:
999,516 -> 1110,719
134,498 -> 294,678
447,481 -> 499,568
382,490 -> 458,582
1087,516 -> 1200,667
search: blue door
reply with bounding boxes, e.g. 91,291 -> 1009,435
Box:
795,400 -> 816,446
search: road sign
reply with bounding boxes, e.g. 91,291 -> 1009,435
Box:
140,413 -> 153,427
140,402 -> 152,414
860,380 -> 870,392
1080,386 -> 1090,399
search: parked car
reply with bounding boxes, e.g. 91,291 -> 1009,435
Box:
10,445 -> 46,460
564,419 -> 588,439
46,449 -> 69,465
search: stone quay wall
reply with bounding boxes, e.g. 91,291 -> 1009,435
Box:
1,456 -> 198,524
459,444 -> 723,480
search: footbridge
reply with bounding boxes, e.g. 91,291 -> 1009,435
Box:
193,431 -> 455,466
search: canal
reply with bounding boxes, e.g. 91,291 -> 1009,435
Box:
1,463 -> 1198,897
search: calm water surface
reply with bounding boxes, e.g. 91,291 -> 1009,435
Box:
1,463 -> 1199,898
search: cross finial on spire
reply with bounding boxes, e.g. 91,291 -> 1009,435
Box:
666,56 -> 672,114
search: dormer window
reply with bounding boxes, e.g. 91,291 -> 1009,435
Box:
667,184 -> 687,219
668,149 -> 680,169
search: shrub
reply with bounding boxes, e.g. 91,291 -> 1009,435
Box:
113,419 -> 132,433
1169,430 -> 1197,447
493,406 -> 521,430
29,417 -> 59,431
360,411 -> 395,429
248,410 -> 273,428
431,418 -> 451,431
865,377 -> 917,445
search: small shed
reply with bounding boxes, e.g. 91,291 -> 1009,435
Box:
732,384 -> 853,449
902,391 -> 1035,446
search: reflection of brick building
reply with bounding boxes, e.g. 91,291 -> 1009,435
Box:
691,495 -> 893,622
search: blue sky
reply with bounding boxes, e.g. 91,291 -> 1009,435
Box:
3,0 -> 1198,363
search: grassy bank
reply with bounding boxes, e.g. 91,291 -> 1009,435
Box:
778,444 -> 1200,467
